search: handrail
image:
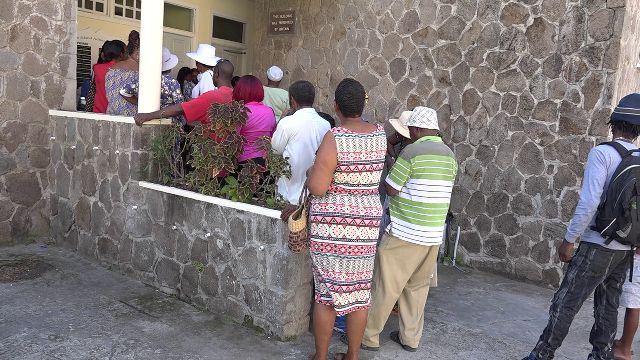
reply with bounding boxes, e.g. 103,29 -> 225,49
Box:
49,110 -> 172,125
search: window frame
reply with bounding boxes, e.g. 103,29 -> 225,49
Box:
77,0 -> 107,15
211,13 -> 247,46
112,0 -> 142,21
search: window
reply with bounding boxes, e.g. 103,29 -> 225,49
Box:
76,43 -> 92,88
114,0 -> 141,20
164,3 -> 193,32
78,0 -> 105,13
212,16 -> 245,44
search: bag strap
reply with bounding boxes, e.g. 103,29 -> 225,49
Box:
601,141 -> 633,158
298,185 -> 308,206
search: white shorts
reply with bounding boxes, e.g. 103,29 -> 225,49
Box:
620,254 -> 640,309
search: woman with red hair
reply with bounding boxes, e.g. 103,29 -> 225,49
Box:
233,75 -> 277,167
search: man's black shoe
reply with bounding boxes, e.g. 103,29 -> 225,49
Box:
390,331 -> 417,352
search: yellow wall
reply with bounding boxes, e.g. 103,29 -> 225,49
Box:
77,0 -> 255,70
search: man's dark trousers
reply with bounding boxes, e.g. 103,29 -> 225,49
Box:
528,242 -> 631,360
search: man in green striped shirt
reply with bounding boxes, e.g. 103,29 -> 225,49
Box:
363,107 -> 458,352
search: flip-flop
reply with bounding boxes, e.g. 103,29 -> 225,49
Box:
338,333 -> 379,351
390,331 -> 418,352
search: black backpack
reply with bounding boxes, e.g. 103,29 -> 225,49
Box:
592,141 -> 640,247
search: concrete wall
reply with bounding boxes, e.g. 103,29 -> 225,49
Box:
0,0 -> 77,245
48,114 -> 311,338
613,0 -> 640,100
251,0 -> 627,286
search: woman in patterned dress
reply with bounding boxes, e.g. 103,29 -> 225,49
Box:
106,30 -> 140,116
306,79 -> 386,360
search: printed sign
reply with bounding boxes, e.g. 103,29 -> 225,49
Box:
269,10 -> 296,35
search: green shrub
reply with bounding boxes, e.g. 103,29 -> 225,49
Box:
147,101 -> 290,209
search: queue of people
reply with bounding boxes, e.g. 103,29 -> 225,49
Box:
84,33 -> 640,360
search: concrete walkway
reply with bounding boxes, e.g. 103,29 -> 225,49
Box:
1,245 -> 637,360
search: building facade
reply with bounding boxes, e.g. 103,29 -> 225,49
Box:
1,0 -> 639,286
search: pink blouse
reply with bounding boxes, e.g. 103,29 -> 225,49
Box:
239,102 -> 277,162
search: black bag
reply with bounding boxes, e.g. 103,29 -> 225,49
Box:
591,141 -> 640,247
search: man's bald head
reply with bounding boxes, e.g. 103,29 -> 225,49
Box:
216,60 -> 234,81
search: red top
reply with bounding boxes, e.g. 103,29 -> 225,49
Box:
92,60 -> 116,113
182,86 -> 233,124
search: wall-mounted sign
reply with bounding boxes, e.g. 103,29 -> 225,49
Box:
269,10 -> 296,35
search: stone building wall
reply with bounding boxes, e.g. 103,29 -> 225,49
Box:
0,0 -> 77,245
48,115 -> 312,338
613,0 -> 640,100
251,0 -> 627,285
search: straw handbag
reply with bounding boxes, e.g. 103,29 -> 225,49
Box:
287,187 -> 310,253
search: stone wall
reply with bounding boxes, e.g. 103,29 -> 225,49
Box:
613,0 -> 640,99
48,115 -> 312,338
0,0 -> 77,245
251,0 -> 627,286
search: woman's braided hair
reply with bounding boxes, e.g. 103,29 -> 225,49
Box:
127,30 -> 140,56
335,78 -> 366,118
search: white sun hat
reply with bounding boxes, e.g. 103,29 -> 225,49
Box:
406,106 -> 439,131
161,47 -> 179,72
388,111 -> 412,139
186,44 -> 221,67
267,65 -> 284,81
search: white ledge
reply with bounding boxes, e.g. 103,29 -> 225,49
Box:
49,110 -> 171,125
138,181 -> 281,219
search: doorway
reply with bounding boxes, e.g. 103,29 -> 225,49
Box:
216,46 -> 246,76
163,32 -> 193,76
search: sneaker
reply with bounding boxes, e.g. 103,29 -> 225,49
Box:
338,333 -> 379,351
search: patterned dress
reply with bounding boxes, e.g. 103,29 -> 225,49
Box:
106,68 -> 139,116
309,125 -> 387,316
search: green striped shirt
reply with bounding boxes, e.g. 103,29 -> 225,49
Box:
386,136 -> 458,246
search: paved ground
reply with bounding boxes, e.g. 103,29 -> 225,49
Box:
0,245 -> 638,360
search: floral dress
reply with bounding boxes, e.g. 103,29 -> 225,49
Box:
106,68 -> 139,116
309,125 -> 387,316
120,74 -> 185,124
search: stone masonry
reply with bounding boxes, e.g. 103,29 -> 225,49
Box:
48,115 -> 312,338
251,0 -> 628,286
0,0 -> 76,245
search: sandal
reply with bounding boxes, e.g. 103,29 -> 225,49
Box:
390,331 -> 418,352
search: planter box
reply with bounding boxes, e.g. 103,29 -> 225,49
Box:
48,112 -> 312,338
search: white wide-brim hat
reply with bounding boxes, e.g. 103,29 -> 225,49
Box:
186,44 -> 221,67
406,106 -> 439,131
388,110 -> 412,139
161,47 -> 179,72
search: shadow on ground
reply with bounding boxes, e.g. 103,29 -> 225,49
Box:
0,245 -> 637,360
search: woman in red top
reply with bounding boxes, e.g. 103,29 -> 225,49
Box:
92,41 -> 123,113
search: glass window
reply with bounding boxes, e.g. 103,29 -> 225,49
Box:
212,16 -> 245,44
78,0 -> 106,14
114,0 -> 141,20
164,3 -> 193,32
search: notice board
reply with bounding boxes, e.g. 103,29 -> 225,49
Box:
269,10 -> 296,35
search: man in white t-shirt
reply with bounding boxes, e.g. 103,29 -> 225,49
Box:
272,80 -> 330,218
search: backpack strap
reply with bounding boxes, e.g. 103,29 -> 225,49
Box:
601,141 -> 632,158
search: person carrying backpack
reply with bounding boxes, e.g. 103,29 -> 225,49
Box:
523,93 -> 640,360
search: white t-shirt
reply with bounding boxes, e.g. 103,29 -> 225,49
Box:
192,70 -> 216,99
271,108 -> 331,204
